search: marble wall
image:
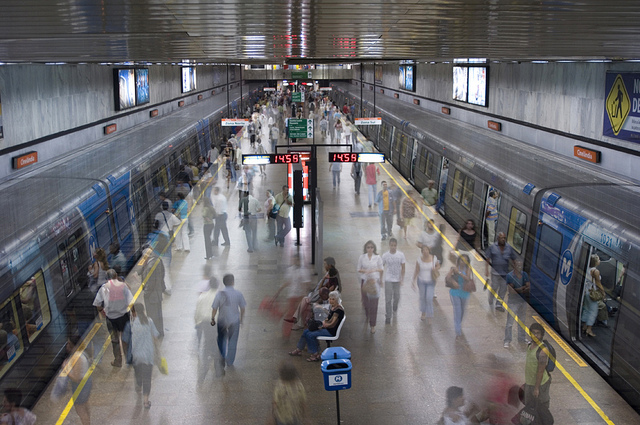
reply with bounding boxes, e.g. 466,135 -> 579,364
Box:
353,62 -> 640,155
0,63 -> 241,151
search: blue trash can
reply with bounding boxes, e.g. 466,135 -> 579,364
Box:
321,347 -> 352,391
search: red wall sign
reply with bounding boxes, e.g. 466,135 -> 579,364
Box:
574,146 -> 601,163
394,93 -> 399,99
12,151 -> 38,169
104,124 -> 117,135
150,109 -> 159,117
178,101 -> 185,107
488,121 -> 502,131
441,107 -> 451,115
413,99 -> 420,105
198,94 -> 203,100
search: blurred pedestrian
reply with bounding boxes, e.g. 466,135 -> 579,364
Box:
140,248 -> 165,338
264,189 -> 277,242
271,362 -> 307,425
382,238 -> 406,325
130,304 -> 159,409
195,277 -> 221,381
275,255 -> 311,338
1,388 -> 36,425
412,245 -> 440,323
446,255 -> 476,338
357,241 -> 384,334
211,274 -> 246,370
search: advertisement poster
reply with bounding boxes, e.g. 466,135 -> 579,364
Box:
603,72 -> 640,143
468,67 -> 487,106
118,69 -> 136,110
399,66 -> 405,89
452,66 -> 468,101
135,69 -> 150,105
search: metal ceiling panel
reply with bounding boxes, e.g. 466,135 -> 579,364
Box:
1,0 -> 640,63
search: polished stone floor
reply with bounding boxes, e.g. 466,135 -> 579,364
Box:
33,125 -> 639,425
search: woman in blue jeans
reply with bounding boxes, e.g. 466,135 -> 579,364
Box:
445,254 -> 476,338
411,245 -> 440,323
288,291 -> 344,362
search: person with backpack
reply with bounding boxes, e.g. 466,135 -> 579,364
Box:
524,322 -> 555,424
92,269 -> 133,367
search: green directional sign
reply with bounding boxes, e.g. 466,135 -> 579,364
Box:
288,119 -> 314,139
292,71 -> 311,79
291,92 -> 303,102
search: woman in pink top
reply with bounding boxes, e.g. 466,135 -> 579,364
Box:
365,163 -> 380,208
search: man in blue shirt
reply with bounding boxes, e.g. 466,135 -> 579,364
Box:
211,274 -> 246,373
485,232 -> 516,312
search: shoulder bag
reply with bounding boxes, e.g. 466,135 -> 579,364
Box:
430,258 -> 440,282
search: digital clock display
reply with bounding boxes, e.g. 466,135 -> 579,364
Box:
328,152 -> 359,163
271,153 -> 300,164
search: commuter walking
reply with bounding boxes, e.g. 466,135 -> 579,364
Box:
238,190 -> 261,253
271,363 -> 307,425
140,248 -> 166,338
129,304 -> 159,409
350,162 -> 362,195
195,277 -> 222,381
211,274 -> 246,371
524,323 -> 554,424
365,163 -> 380,208
382,238 -> 406,325
411,245 -> 440,323
274,185 -> 294,247
1,388 -> 36,425
357,241 -> 384,334
263,189 -> 277,242
445,255 -> 476,338
485,232 -> 517,311
92,269 -> 133,367
376,181 -> 394,240
330,162 -> 342,189
211,186 -> 231,246
154,201 -> 181,295
202,197 -> 216,260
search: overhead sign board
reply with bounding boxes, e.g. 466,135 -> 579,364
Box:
291,92 -> 303,102
242,154 -> 301,165
288,119 -> 314,139
355,117 -> 382,126
263,87 -> 276,91
222,118 -> 249,126
319,87 -> 332,91
603,72 -> 639,142
291,71 -> 312,79
329,152 -> 386,163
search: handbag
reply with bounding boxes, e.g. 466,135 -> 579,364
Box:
463,278 -> 477,293
307,318 -> 323,331
512,402 -> 537,425
153,339 -> 168,375
589,287 -> 604,302
362,279 -> 378,297
430,258 -> 440,282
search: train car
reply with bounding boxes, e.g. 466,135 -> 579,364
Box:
330,82 -> 640,410
0,87 -> 248,408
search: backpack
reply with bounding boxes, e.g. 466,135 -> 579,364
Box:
104,280 -> 127,313
536,339 -> 556,373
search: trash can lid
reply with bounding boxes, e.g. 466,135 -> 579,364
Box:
321,359 -> 352,372
321,346 -> 351,361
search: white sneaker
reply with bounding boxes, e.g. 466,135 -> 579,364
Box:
503,342 -> 510,349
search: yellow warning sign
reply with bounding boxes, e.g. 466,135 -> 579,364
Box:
605,74 -> 630,135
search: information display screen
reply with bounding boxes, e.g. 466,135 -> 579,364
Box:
242,154 -> 301,165
328,152 -> 385,163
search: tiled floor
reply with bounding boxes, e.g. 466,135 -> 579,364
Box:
33,125 -> 639,424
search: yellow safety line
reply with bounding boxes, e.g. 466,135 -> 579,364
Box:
376,157 -> 614,424
532,315 -> 588,367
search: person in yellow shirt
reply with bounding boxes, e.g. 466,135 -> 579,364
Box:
375,181 -> 394,240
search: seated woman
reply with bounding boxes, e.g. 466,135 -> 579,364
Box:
288,291 -> 344,362
290,257 -> 340,329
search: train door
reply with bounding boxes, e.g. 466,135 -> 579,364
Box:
576,244 -> 626,368
151,165 -> 169,198
436,158 -> 449,215
132,177 -> 151,242
482,186 -> 501,249
56,228 -> 89,296
408,138 -> 417,184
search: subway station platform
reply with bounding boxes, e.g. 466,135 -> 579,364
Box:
32,120 -> 640,425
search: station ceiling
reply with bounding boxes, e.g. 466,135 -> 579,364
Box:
1,0 -> 640,64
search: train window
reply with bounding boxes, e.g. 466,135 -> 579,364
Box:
426,152 -> 435,178
114,199 -> 131,239
381,123 -> 391,143
461,177 -> 475,211
418,148 -> 427,172
20,271 -> 51,343
0,298 -> 23,379
452,169 -> 464,202
57,242 -> 75,297
151,165 -> 169,197
400,134 -> 408,157
535,225 -> 563,279
94,211 -> 112,247
508,208 -> 527,254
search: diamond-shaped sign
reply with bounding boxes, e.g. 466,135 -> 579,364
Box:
605,74 -> 631,135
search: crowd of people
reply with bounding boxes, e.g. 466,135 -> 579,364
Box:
32,88 -> 559,425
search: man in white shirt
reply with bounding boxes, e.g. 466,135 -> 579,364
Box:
382,238 -> 406,325
154,201 -> 181,295
238,190 -> 262,253
211,187 -> 230,246
274,185 -> 293,247
93,269 -> 133,367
